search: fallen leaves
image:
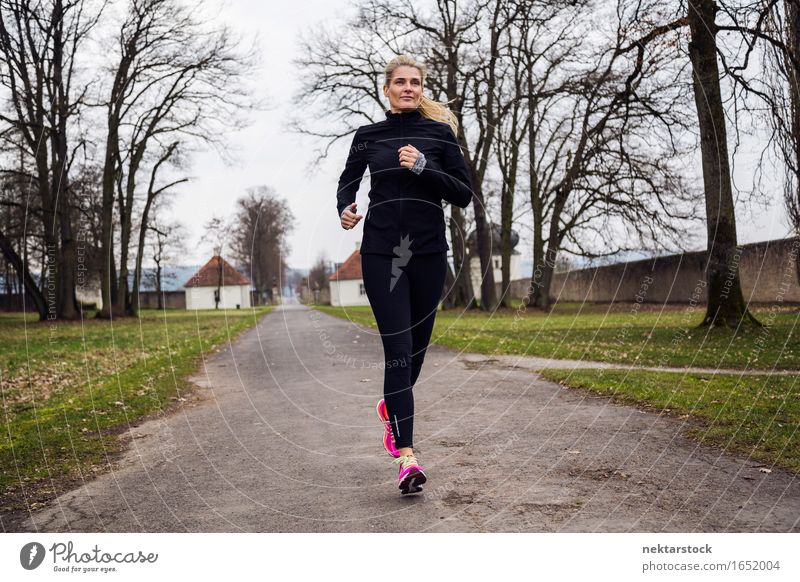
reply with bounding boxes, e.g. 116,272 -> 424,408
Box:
1,349 -> 145,408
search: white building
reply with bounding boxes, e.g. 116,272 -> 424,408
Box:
330,242 -> 370,307
183,255 -> 251,310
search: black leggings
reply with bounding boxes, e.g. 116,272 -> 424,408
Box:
361,250 -> 448,449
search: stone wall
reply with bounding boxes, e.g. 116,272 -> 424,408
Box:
136,291 -> 186,309
505,237 -> 800,304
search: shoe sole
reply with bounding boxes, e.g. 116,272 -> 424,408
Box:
376,400 -> 401,458
399,469 -> 427,495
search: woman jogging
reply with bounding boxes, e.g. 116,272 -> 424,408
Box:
336,55 -> 473,494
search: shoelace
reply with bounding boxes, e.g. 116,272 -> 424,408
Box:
393,454 -> 419,470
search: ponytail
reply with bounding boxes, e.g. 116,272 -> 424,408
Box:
419,94 -> 460,138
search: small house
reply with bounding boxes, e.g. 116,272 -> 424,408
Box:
183,255 -> 251,310
330,242 -> 369,307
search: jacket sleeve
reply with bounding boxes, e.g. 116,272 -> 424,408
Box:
415,125 -> 473,208
336,127 -> 368,218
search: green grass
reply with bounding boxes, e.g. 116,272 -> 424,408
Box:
314,302 -> 800,370
315,302 -> 799,473
0,307 -> 270,515
538,368 -> 800,473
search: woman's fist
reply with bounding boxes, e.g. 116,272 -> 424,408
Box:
340,202 -> 363,230
398,144 -> 420,169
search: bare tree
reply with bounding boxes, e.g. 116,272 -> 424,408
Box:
778,0 -> 800,235
492,14 -> 529,307
229,186 -> 294,305
0,0 -> 104,320
294,0 -> 700,314
686,0 -> 760,327
96,0 -> 257,318
713,1 -> 800,276
143,214 -> 185,310
130,141 -> 186,314
201,215 -> 229,310
307,252 -> 331,296
0,131 -> 47,317
518,0 -> 699,310
292,0 -> 490,309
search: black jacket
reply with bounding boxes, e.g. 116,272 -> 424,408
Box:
336,108 -> 474,256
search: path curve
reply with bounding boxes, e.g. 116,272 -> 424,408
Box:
460,354 -> 800,376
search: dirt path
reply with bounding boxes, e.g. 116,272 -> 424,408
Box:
464,353 -> 799,376
12,304 -> 799,532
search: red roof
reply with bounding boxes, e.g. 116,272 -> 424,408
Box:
184,256 -> 251,288
330,249 -> 363,281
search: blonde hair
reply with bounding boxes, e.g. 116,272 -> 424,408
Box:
384,54 -> 459,138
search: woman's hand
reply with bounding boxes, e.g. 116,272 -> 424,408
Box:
340,202 -> 363,230
398,144 -> 420,169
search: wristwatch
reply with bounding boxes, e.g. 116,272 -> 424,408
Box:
410,151 -> 427,175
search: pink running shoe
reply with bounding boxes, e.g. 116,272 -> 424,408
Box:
394,454 -> 427,495
377,399 -> 401,458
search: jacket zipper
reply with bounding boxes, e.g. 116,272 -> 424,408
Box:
399,113 -> 406,232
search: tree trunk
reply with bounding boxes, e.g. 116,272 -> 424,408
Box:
687,0 -> 760,328
472,179 -> 497,311
0,229 -> 47,319
131,209 -> 149,316
131,183 -> 154,316
531,242 -> 560,311
500,185 -> 514,308
526,179 -> 545,310
525,73 -> 544,311
98,31 -> 131,319
51,0 -> 78,320
155,260 -> 163,310
56,196 -> 78,319
216,260 -> 222,309
499,138 -> 519,308
53,129 -> 78,320
114,141 -> 146,316
35,152 -> 60,321
787,0 -> 800,205
98,146 -> 116,318
441,262 -> 456,309
446,206 -> 477,309
114,193 -> 132,316
441,38 -> 476,310
784,0 -> 800,285
530,186 -> 568,310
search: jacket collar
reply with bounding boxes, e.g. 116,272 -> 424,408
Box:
385,108 -> 422,122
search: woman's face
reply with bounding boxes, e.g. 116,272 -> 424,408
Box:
383,65 -> 423,112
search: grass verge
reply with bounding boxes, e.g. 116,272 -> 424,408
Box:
314,303 -> 799,473
538,368 -> 799,474
313,303 -> 800,370
0,307 -> 270,525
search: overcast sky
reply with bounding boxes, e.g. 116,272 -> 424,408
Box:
165,0 -> 794,272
